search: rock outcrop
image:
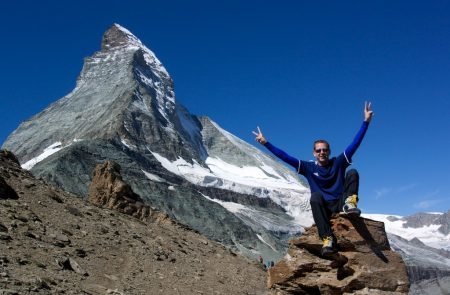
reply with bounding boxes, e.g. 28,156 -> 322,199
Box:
88,161 -> 169,223
268,215 -> 409,294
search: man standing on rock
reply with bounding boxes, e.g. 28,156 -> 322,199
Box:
253,102 -> 374,256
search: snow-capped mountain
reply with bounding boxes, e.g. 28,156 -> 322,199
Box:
2,24 -> 312,261
151,116 -> 311,223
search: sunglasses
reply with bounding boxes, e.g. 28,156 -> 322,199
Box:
315,148 -> 329,153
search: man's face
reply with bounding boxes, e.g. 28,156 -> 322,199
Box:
313,142 -> 330,166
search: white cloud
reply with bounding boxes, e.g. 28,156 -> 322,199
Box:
374,183 -> 417,199
413,190 -> 446,209
414,199 -> 443,209
375,187 -> 391,199
397,183 -> 418,192
423,189 -> 440,199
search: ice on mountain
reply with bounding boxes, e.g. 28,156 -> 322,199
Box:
22,142 -> 66,170
142,170 -> 166,183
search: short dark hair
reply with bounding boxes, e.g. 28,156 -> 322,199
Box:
313,139 -> 330,150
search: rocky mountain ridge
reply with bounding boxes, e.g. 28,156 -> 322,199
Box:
400,212 -> 449,235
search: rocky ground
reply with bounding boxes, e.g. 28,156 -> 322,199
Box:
0,150 -> 268,295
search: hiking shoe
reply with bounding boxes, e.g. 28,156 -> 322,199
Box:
321,236 -> 336,256
343,194 -> 361,216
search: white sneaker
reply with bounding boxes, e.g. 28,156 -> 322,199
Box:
343,194 -> 361,216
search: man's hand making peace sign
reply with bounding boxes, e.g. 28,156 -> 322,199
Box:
252,126 -> 267,145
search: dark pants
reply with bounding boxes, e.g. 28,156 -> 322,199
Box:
309,169 -> 359,239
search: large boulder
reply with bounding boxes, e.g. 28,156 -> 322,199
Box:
268,215 -> 410,294
88,161 -> 169,223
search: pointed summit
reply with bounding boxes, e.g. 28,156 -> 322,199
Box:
101,23 -> 143,50
3,24 -> 177,163
2,25 -> 311,264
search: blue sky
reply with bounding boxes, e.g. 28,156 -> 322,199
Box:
1,1 -> 449,216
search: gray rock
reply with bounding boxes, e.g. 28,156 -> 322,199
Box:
68,258 -> 88,276
57,257 -> 88,276
0,223 -> 7,233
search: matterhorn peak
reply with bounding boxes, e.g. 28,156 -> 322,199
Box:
2,24 -> 312,267
101,23 -> 143,50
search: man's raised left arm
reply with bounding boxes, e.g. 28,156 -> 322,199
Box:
344,102 -> 374,162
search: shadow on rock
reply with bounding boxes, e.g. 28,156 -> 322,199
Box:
345,215 -> 389,263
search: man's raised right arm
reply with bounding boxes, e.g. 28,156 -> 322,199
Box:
252,127 -> 300,169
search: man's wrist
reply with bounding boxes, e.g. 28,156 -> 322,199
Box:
259,139 -> 267,145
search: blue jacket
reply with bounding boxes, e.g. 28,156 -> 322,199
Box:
264,121 -> 369,201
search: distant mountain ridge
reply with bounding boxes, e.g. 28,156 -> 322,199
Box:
364,212 -> 450,252
2,24 -> 312,261
402,211 -> 449,235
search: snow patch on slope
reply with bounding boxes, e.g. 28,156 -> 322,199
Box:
201,193 -> 247,213
142,170 -> 166,183
22,142 -> 65,170
205,157 -> 303,191
149,150 -> 211,182
257,234 -> 278,252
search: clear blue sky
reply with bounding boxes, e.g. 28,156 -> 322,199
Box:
1,1 -> 449,216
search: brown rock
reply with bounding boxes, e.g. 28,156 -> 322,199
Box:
87,161 -> 169,223
268,215 -> 410,295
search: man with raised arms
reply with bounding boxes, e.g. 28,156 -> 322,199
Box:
253,102 -> 374,255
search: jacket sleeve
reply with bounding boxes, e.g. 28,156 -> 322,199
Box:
264,142 -> 300,170
344,121 -> 369,163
